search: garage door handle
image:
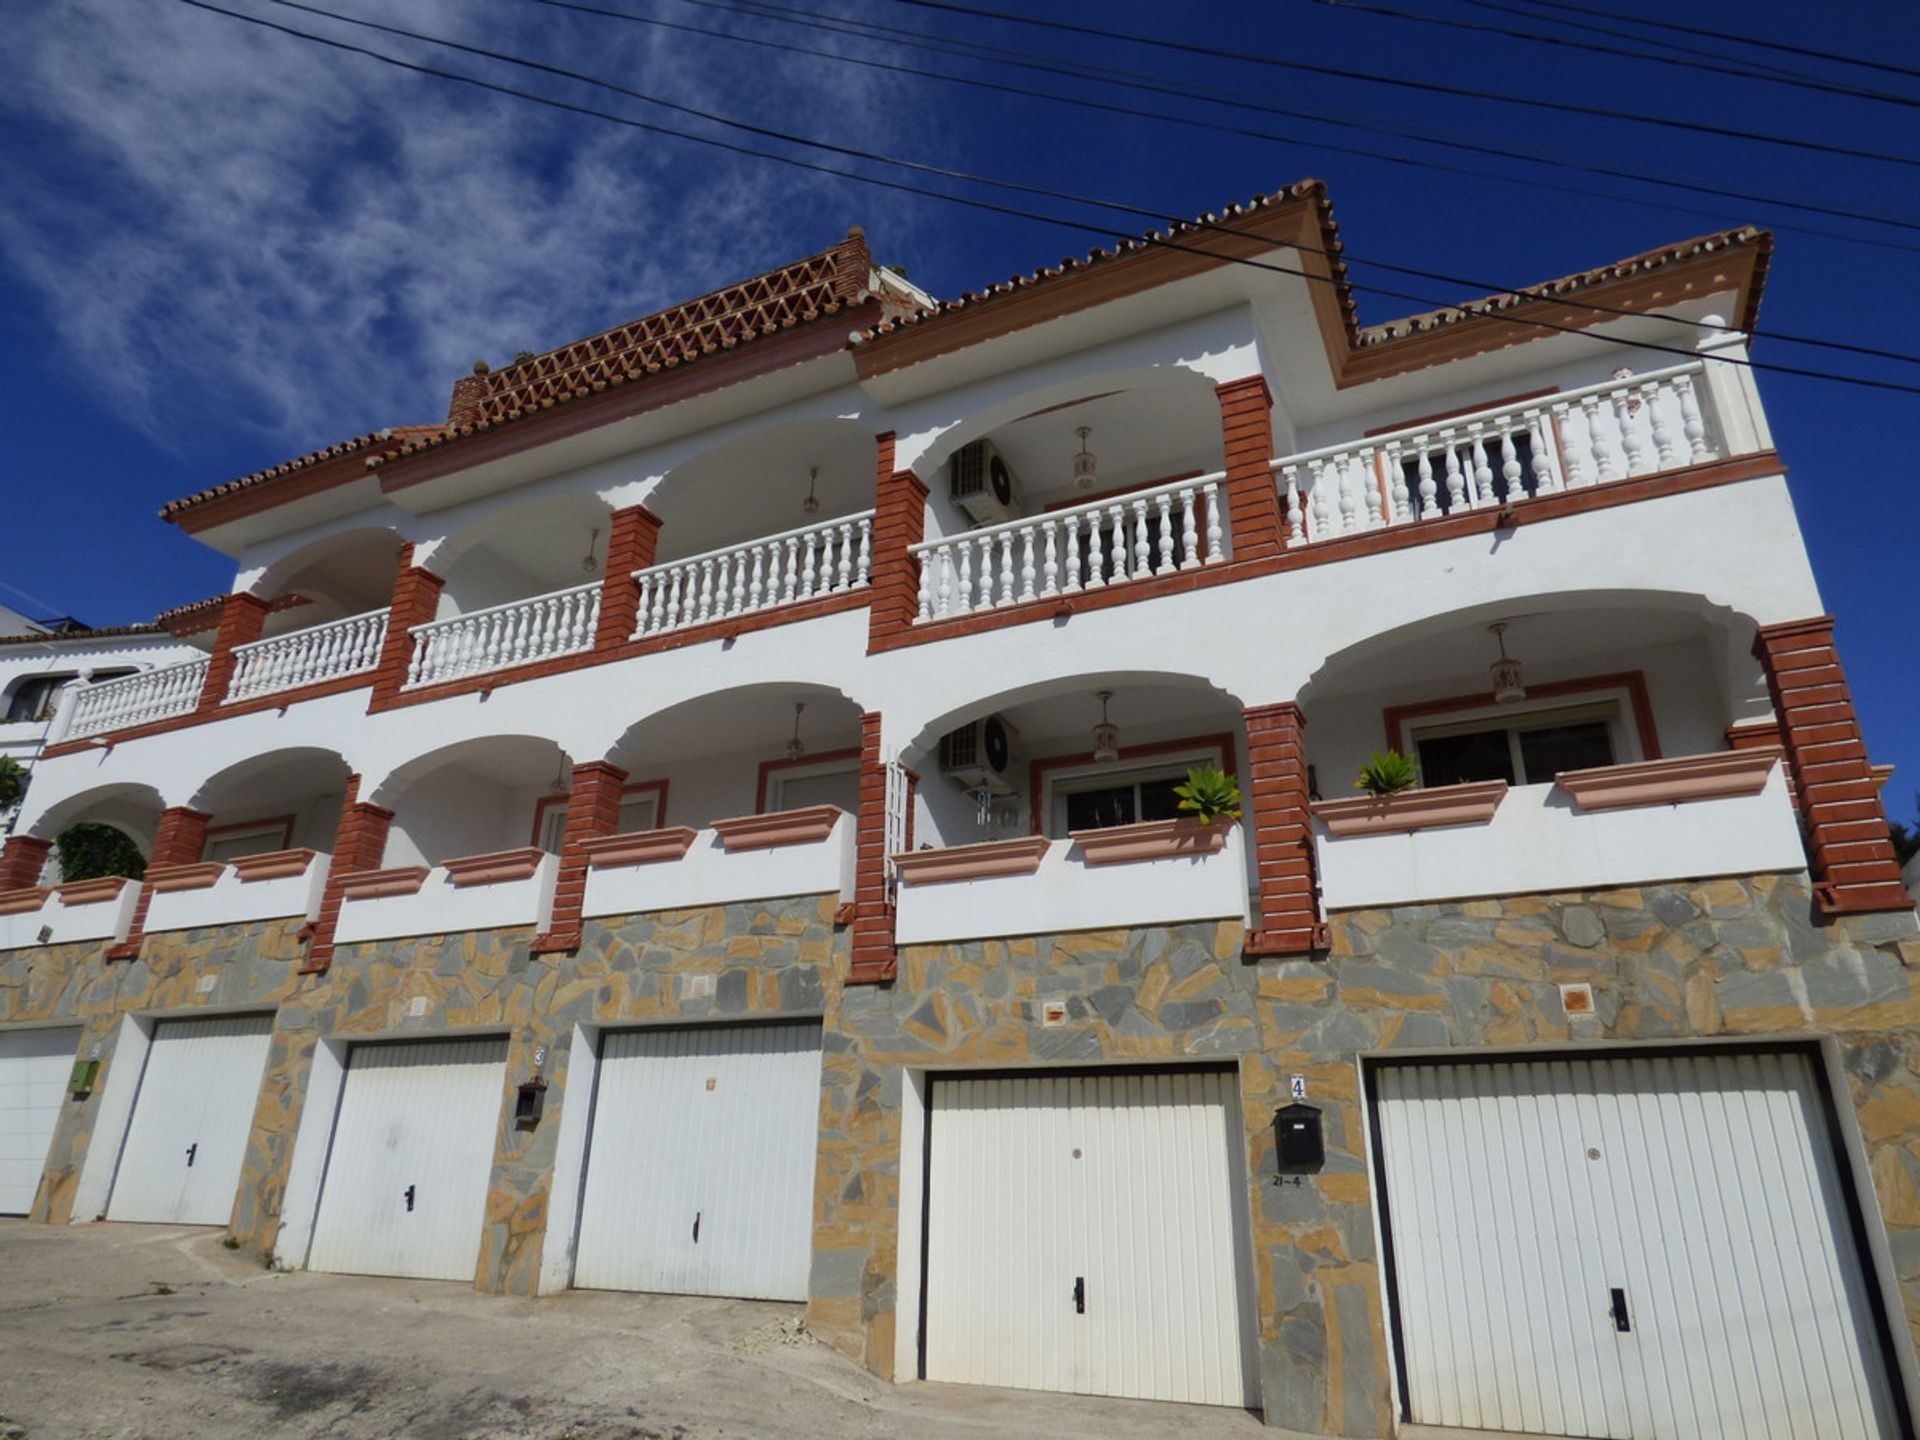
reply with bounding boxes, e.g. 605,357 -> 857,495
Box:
1073,1276 -> 1086,1315
404,1184 -> 416,1213
185,1143 -> 197,1168
692,1211 -> 701,1244
1609,1287 -> 1631,1333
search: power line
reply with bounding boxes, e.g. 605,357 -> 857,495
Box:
270,0 -> 1920,368
875,0 -> 1920,170
171,0 -> 1920,396
1310,0 -> 1920,110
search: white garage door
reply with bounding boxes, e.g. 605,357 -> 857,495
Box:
0,1027 -> 82,1215
306,1037 -> 507,1282
1374,1050 -> 1902,1440
106,1015 -> 273,1226
924,1068 -> 1257,1408
573,1022 -> 821,1300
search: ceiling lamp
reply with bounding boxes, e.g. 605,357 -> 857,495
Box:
580,527 -> 601,574
1073,427 -> 1098,491
787,702 -> 807,762
1488,623 -> 1527,704
1092,690 -> 1121,764
802,466 -> 821,516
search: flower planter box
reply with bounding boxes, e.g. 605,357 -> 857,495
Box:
335,866 -> 431,900
711,805 -> 844,852
1555,749 -> 1781,812
144,861 -> 227,892
1069,816 -> 1233,866
892,835 -> 1052,884
0,887 -> 49,915
581,827 -> 699,869
232,848 -> 321,883
443,847 -> 548,887
1314,780 -> 1509,837
54,875 -> 134,905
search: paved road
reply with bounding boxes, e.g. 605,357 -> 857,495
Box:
0,1222 -> 1277,1439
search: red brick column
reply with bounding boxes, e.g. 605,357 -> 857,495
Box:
1216,374 -> 1285,562
0,836 -> 51,892
302,777 -> 394,973
595,505 -> 663,649
866,431 -> 929,649
196,592 -> 272,710
106,805 -> 210,960
1241,702 -> 1327,955
1753,618 -> 1910,915
371,545 -> 445,702
848,712 -> 898,984
532,761 -> 629,956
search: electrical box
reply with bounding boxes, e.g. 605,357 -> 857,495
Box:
1274,1102 -> 1324,1172
68,1059 -> 100,1098
515,1077 -> 547,1129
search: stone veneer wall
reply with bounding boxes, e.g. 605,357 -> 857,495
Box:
818,872 -> 1920,1436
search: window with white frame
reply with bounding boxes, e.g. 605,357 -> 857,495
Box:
202,819 -> 294,863
1044,745 -> 1224,838
766,758 -> 860,815
1409,698 -> 1632,788
537,790 -> 661,854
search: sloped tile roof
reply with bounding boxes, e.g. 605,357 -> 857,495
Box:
157,426 -> 440,524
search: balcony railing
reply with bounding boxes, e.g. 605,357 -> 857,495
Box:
912,472 -> 1227,622
225,609 -> 388,703
406,581 -> 601,688
633,510 -> 874,638
67,658 -> 210,739
1275,362 -> 1722,544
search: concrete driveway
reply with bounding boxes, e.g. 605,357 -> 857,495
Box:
0,1222 -> 1280,1439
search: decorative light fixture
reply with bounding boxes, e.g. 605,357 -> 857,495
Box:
1488,623 -> 1527,704
1091,690 -> 1121,764
548,755 -> 571,795
580,527 -> 601,574
802,466 -> 821,516
1073,426 -> 1098,491
786,702 -> 807,761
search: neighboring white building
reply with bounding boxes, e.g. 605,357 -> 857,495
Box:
2,187 -> 1917,1437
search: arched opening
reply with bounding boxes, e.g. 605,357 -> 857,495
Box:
251,527 -> 407,634
28,782 -> 166,885
649,420 -> 876,564
373,735 -> 577,867
190,748 -> 353,862
432,493 -> 614,620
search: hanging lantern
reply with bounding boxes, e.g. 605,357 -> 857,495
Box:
1489,623 -> 1526,704
1073,426 -> 1097,491
802,466 -> 821,516
786,702 -> 807,762
1091,689 -> 1121,763
580,526 -> 601,574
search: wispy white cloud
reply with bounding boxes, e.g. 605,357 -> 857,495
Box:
0,0 -> 934,462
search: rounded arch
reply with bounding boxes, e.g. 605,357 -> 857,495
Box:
900,668 -> 1241,765
371,733 -> 579,868
189,746 -> 354,814
27,781 -> 167,852
428,492 -> 614,617
249,525 -> 407,623
369,733 -> 577,812
606,680 -> 863,771
647,418 -> 877,564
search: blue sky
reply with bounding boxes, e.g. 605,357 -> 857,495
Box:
2,0 -> 1915,825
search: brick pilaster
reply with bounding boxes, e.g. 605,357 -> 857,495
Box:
1727,720 -> 1796,808
531,761 -> 629,956
866,432 -> 929,650
371,544 -> 445,702
1753,618 -> 1911,915
106,805 -> 210,960
196,592 -> 272,710
0,836 -> 51,892
302,776 -> 394,973
848,712 -> 898,983
1242,702 -> 1327,955
1216,374 -> 1285,562
595,505 -> 663,648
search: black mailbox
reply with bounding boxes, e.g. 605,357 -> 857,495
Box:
1274,1102 -> 1324,1172
515,1077 -> 548,1128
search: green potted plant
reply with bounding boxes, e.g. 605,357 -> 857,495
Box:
1353,750 -> 1419,797
1315,749 -> 1508,837
1073,763 -> 1241,865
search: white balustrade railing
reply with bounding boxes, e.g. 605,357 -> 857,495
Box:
406,581 -> 601,688
225,609 -> 388,703
1276,361 -> 1722,544
633,510 -> 873,637
67,658 -> 210,739
911,472 -> 1226,622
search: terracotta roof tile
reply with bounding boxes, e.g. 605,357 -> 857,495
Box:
158,425 -> 439,524
0,623 -> 166,648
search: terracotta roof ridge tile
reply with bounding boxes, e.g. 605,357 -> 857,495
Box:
160,423 -> 441,523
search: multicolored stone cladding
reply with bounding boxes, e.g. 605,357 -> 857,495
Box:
1,873 -> 1916,1438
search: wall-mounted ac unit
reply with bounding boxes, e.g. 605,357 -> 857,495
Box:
939,714 -> 1019,795
950,440 -> 1022,526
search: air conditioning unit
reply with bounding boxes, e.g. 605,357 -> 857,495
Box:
939,714 -> 1020,795
950,439 -> 1022,526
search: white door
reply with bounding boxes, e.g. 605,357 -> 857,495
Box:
0,1027 -> 82,1215
306,1037 -> 506,1282
106,1015 -> 273,1225
1374,1050 -> 1901,1440
573,1022 -> 822,1300
924,1069 -> 1257,1408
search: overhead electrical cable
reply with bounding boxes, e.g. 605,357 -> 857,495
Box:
172,0 -> 1920,396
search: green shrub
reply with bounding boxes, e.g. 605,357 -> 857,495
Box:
1354,750 -> 1419,797
55,823 -> 146,883
1173,763 -> 1243,822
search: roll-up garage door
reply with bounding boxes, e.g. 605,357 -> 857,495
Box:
306,1037 -> 507,1282
572,1021 -> 822,1300
0,1026 -> 82,1215
106,1015 -> 273,1226
1372,1049 -> 1902,1440
923,1068 -> 1258,1408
